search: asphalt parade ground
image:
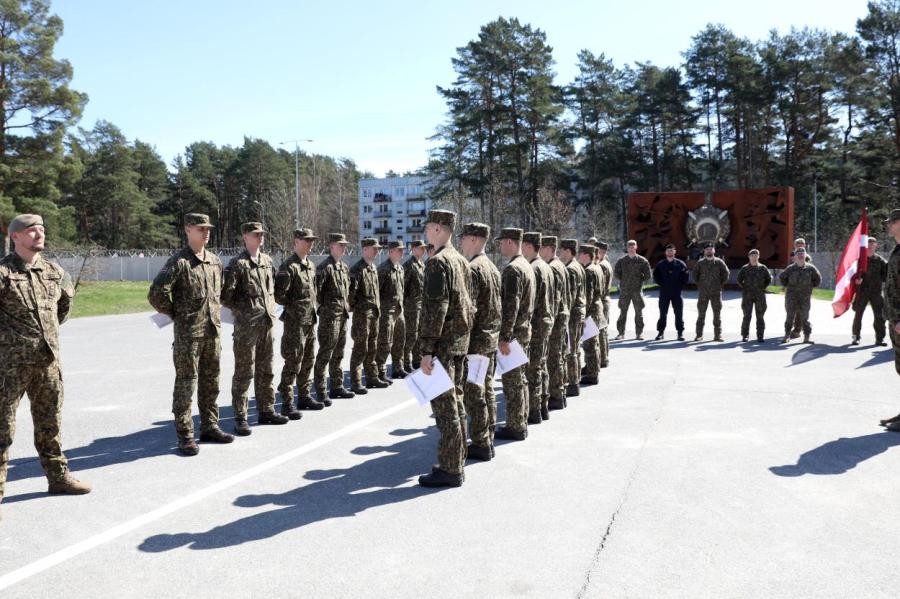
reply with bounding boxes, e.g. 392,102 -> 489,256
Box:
0,290 -> 896,598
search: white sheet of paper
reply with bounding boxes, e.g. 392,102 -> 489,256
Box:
220,307 -> 235,325
495,340 -> 529,375
404,358 -> 454,406
581,316 -> 600,342
466,354 -> 490,387
149,313 -> 173,328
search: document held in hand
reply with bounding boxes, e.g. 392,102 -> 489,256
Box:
405,358 -> 454,406
149,312 -> 173,328
466,354 -> 490,387
580,316 -> 600,342
495,340 -> 529,375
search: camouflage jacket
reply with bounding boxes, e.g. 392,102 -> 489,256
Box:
565,258 -> 586,318
419,244 -> 474,357
275,253 -> 317,327
859,253 -> 887,296
467,253 -> 502,354
149,247 -> 222,338
598,258 -> 612,301
500,254 -> 536,345
222,250 -> 277,328
692,257 -> 729,295
530,256 -> 555,329
585,263 -> 606,323
737,263 -> 772,296
378,259 -> 404,315
613,254 -> 651,291
547,257 -> 570,319
0,252 -> 73,362
885,245 -> 900,322
348,258 -> 380,316
402,255 -> 425,312
315,255 -> 350,318
778,263 -> 822,298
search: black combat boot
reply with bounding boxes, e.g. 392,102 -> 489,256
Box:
329,386 -> 355,399
541,405 -> 550,421
298,395 -> 325,410
580,375 -> 598,385
527,410 -> 542,425
258,412 -> 289,425
178,436 -> 199,456
548,397 -> 566,410
419,468 -> 463,487
233,419 -> 252,436
495,426 -> 527,441
351,383 -> 369,395
565,384 -> 580,397
316,386 -> 333,407
366,377 -> 389,389
466,444 -> 492,462
199,427 -> 235,444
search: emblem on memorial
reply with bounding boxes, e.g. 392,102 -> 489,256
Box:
686,196 -> 731,248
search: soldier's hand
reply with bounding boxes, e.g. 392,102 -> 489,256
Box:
853,276 -> 861,285
421,355 -> 434,375
499,341 -> 511,356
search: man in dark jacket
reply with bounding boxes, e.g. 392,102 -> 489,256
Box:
652,244 -> 689,340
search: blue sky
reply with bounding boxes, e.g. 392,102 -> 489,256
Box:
55,0 -> 868,176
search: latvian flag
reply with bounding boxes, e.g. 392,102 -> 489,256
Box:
832,207 -> 869,317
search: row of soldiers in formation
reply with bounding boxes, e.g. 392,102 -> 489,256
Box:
3,209 -> 900,507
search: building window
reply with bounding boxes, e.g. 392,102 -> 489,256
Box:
363,220 -> 371,229
396,219 -> 403,224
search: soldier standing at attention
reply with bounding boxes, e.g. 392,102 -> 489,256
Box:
561,239 -> 585,397
788,238 -> 813,338
495,228 -> 535,441
376,240 -> 406,380
540,236 -> 570,410
737,249 -> 772,343
523,232 -> 554,423
580,245 -> 607,385
460,223 -> 501,461
613,240 -> 652,340
275,228 -> 324,415
779,247 -> 822,344
222,222 -> 288,434
692,242 -> 729,342
851,237 -> 888,346
878,210 -> 900,431
149,213 -> 234,455
313,233 -> 353,405
652,244 -> 689,341
401,240 -> 426,371
0,214 -> 91,514
418,210 -> 474,487
349,238 -> 386,394
595,241 -> 612,367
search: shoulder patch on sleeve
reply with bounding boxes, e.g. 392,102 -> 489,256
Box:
425,262 -> 446,299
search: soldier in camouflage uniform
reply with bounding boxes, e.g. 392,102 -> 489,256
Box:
222,222 -> 288,434
737,249 -> 772,342
495,228 -> 536,441
349,238 -> 386,393
275,228 -> 324,416
540,236 -> 570,410
879,210 -> 900,431
788,238 -> 813,338
613,240 -> 652,340
314,233 -> 353,404
580,245 -> 608,385
596,241 -> 612,367
460,223 -> 501,461
779,247 -> 822,344
523,232 -> 554,423
692,242 -> 730,342
561,239 -> 585,397
418,210 -> 474,487
851,238 -> 888,346
401,240 -> 426,371
149,213 -> 234,455
0,214 -> 91,512
376,240 -> 406,380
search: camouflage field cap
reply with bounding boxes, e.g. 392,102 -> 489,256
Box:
361,237 -> 382,249
748,249 -> 760,256
522,231 -> 542,248
462,222 -> 491,239
427,209 -> 456,229
883,208 -> 900,224
241,221 -> 266,235
540,235 -> 558,248
8,214 -> 44,234
560,238 -> 578,252
703,241 -> 715,249
587,236 -> 599,244
185,213 -> 215,228
408,240 -> 426,249
387,240 -> 405,250
795,246 -> 807,254
869,237 -> 878,244
596,240 -> 609,250
495,228 -> 523,242
579,244 -> 597,257
327,232 -> 350,245
293,228 -> 318,240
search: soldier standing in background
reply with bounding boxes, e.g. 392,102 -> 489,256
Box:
460,223 -> 501,461
561,239 -> 585,398
879,210 -> 900,431
523,232 -> 554,423
349,238 -> 386,394
376,240 -> 406,380
692,242 -> 730,342
401,240 -> 426,371
737,249 -> 772,343
788,238 -> 813,338
613,240 -> 652,340
275,228 -> 324,414
540,236 -> 570,410
580,245 -> 606,385
149,213 -> 234,455
222,222 -> 288,435
495,228 -> 535,441
851,238 -> 888,346
595,241 -> 612,368
779,247 -> 821,344
313,233 -> 353,405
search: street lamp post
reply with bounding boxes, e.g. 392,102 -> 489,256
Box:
280,139 -> 314,229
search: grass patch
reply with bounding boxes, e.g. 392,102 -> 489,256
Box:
766,285 -> 834,301
71,280 -> 152,318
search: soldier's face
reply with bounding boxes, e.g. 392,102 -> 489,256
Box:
389,248 -> 403,263
704,247 -> 714,257
749,254 -> 759,265
578,253 -> 591,266
185,225 -> 210,247
294,238 -> 312,256
889,220 -> 900,239
626,243 -> 637,254
597,249 -> 606,261
12,225 -> 45,252
539,247 -> 555,261
665,248 -> 675,259
244,232 -> 264,253
330,242 -> 346,258
868,242 -> 877,256
794,252 -> 806,265
425,223 -> 441,245
411,246 -> 426,259
362,246 -> 378,261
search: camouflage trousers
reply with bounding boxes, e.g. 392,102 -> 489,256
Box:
501,341 -> 530,432
431,353 -> 466,475
599,299 -> 610,365
567,312 -> 585,388
891,325 -> 900,376
376,311 -> 404,376
617,288 -> 645,336
0,359 -> 69,497
350,309 -> 379,384
278,321 -> 316,411
784,293 -> 812,336
696,291 -> 723,337
741,293 -> 767,338
173,333 -> 221,437
852,292 -> 886,341
402,304 -> 422,371
463,353 -> 497,449
314,312 -> 348,393
232,322 -> 276,418
527,322 -> 551,413
548,313 -> 569,400
582,313 -> 602,377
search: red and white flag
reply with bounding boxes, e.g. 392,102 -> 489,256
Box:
832,207 -> 869,317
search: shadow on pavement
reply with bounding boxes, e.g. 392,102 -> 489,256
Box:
769,432 -> 900,476
787,343 -> 856,367
137,428 -> 439,552
855,348 -> 894,369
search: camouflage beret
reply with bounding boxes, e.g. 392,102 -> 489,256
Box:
427,209 -> 456,229
8,214 -> 44,234
328,232 -> 350,244
408,240 -> 426,249
596,240 -> 609,250
184,213 -> 214,228
241,221 -> 265,235
495,228 -> 523,242
293,228 -> 318,240
360,237 -> 382,249
540,235 -> 558,248
522,231 -> 542,248
883,209 -> 900,224
462,222 -> 491,239
748,249 -> 760,256
387,240 -> 405,250
579,244 -> 597,257
560,238 -> 578,252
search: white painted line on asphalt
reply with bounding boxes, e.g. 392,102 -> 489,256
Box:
0,398 -> 418,591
